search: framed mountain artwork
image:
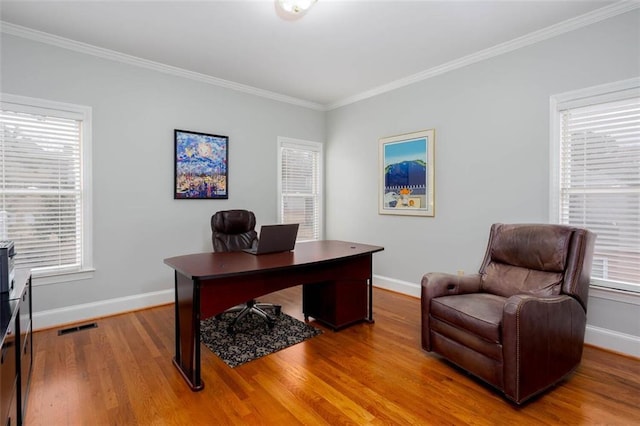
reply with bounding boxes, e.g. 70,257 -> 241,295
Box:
379,129 -> 435,216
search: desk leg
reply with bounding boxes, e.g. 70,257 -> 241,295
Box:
366,253 -> 375,324
173,271 -> 204,391
367,277 -> 375,324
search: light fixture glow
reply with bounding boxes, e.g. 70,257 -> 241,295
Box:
277,0 -> 317,15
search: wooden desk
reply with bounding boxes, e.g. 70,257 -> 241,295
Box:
164,240 -> 383,391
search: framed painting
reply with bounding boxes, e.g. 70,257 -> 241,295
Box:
379,129 -> 435,216
174,129 -> 228,199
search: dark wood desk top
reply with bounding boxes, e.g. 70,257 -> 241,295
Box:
164,240 -> 384,280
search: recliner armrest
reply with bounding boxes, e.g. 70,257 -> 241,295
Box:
421,272 -> 482,298
502,294 -> 587,404
420,273 -> 482,351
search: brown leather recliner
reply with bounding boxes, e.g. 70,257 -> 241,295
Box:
421,223 -> 596,404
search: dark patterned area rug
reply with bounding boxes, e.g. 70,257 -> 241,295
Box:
200,312 -> 323,368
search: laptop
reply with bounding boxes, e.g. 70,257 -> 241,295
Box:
243,223 -> 299,255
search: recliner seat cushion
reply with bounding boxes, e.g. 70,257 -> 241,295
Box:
430,317 -> 503,361
430,293 -> 506,343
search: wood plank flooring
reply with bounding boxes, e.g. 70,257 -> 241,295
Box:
25,287 -> 640,425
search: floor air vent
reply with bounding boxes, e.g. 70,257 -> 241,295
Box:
58,322 -> 98,336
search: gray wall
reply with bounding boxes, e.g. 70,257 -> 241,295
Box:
325,10 -> 640,353
0,34 -> 325,313
1,10 -> 639,355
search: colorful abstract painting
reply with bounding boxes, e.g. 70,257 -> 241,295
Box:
174,129 -> 228,199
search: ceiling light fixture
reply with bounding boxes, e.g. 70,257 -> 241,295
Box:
277,0 -> 317,16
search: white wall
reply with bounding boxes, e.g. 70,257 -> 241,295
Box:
0,34 -> 325,320
325,10 -> 640,356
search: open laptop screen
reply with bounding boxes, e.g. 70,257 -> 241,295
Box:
243,223 -> 299,255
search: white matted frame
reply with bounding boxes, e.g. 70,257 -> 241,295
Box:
379,129 -> 435,217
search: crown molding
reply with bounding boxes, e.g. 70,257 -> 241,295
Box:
0,21 -> 326,111
326,1 -> 640,110
1,1 -> 637,112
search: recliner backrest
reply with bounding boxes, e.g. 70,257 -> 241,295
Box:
211,209 -> 258,252
478,223 -> 595,309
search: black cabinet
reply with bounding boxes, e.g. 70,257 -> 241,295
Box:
1,270 -> 32,426
18,281 -> 32,421
1,308 -> 18,426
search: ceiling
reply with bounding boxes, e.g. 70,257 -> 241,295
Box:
0,1 -> 628,109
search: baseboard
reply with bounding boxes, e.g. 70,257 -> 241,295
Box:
374,274 -> 421,298
32,289 -> 174,331
373,274 -> 640,358
33,277 -> 640,358
33,277 -> 415,330
585,325 -> 640,358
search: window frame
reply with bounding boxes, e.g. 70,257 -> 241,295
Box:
277,136 -> 323,241
549,77 -> 640,294
0,93 -> 94,285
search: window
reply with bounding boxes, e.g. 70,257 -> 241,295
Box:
277,137 -> 323,241
550,78 -> 640,293
0,94 -> 93,283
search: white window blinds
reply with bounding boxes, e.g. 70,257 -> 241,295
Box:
0,97 -> 87,275
278,138 -> 323,241
555,84 -> 640,292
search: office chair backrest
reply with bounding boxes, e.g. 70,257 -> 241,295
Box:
211,209 -> 258,252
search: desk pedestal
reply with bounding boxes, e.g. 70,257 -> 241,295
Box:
302,253 -> 371,330
303,280 -> 368,330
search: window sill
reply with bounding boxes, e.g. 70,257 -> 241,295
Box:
589,285 -> 640,306
31,268 -> 96,287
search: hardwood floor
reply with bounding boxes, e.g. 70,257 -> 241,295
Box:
25,287 -> 639,425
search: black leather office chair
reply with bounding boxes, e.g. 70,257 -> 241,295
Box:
211,209 -> 281,332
